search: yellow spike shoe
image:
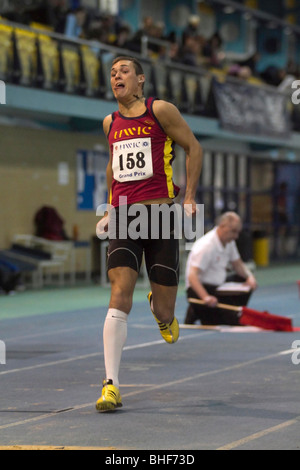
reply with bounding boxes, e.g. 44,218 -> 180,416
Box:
147,292 -> 179,344
96,379 -> 123,412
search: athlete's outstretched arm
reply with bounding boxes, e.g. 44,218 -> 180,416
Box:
153,100 -> 203,213
96,115 -> 113,236
103,115 -> 113,204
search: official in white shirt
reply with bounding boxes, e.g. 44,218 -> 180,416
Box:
185,212 -> 257,325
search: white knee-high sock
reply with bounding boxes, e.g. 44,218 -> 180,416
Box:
103,308 -> 128,389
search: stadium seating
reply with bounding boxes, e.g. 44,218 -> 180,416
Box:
80,45 -> 101,97
14,28 -> 37,86
0,19 -> 293,124
0,23 -> 13,81
59,43 -> 81,94
36,33 -> 59,90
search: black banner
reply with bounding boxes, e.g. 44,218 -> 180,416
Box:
212,78 -> 291,139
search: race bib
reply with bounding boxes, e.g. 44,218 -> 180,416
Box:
112,137 -> 153,182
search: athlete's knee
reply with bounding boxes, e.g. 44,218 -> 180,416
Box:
109,278 -> 134,314
110,288 -> 133,314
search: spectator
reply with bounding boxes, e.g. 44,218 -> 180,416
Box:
278,61 -> 297,92
85,13 -> 117,44
126,17 -> 170,56
180,36 -> 201,67
1,0 -> 68,31
185,212 -> 257,325
238,52 -> 260,77
127,16 -> 155,53
2,3 -> 31,24
182,14 -> 201,46
260,65 -> 282,86
169,41 -> 181,62
100,14 -> 121,45
49,0 -> 69,33
202,32 -> 225,68
3,2 -> 293,91
85,13 -> 106,41
228,64 -> 252,80
158,41 -> 181,63
64,7 -> 89,39
111,25 -> 132,49
30,0 -> 68,32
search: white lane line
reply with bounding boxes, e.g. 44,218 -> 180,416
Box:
0,341 -> 294,431
217,416 -> 300,450
0,332 -> 209,376
279,348 -> 297,356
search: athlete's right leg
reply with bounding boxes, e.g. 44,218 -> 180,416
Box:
96,210 -> 144,411
103,236 -> 143,379
96,267 -> 138,412
106,266 -> 138,382
96,266 -> 139,412
108,266 -> 138,313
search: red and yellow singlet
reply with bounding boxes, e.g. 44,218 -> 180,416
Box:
107,97 -> 180,207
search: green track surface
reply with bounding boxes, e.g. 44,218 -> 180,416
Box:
0,264 -> 299,321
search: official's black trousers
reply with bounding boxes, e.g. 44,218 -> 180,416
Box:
185,280 -> 252,326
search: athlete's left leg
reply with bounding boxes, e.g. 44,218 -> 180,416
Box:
145,234 -> 180,344
150,282 -> 177,324
148,283 -> 179,344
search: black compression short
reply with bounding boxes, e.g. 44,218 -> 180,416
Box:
107,204 -> 180,287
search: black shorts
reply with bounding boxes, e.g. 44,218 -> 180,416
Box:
107,204 -> 180,287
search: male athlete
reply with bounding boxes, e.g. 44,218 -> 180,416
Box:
96,56 -> 203,412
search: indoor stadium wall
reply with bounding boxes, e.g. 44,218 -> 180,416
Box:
0,124 -> 106,254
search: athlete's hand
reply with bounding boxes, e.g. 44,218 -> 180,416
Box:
183,197 -> 198,217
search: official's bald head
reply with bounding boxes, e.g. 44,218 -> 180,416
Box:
218,212 -> 242,228
217,212 -> 242,245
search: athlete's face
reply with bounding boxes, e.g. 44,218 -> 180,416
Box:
110,60 -> 144,100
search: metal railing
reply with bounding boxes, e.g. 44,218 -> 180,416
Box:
0,17 -> 291,117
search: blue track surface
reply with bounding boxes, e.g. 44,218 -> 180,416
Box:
0,280 -> 299,450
